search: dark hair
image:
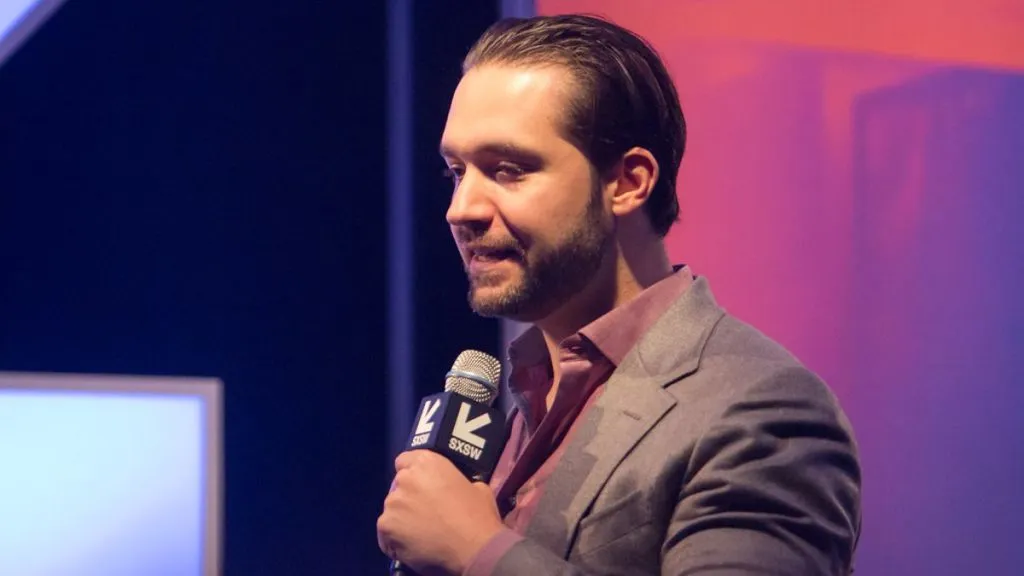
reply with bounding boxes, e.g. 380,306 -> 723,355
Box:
463,14 -> 686,237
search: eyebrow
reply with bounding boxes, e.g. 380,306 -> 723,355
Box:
439,142 -> 543,164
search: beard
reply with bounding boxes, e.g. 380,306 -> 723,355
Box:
465,192 -> 611,322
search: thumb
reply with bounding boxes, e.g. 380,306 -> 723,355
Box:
471,481 -> 498,506
471,480 -> 494,493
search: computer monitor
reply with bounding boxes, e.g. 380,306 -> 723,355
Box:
0,372 -> 222,576
0,0 -> 68,68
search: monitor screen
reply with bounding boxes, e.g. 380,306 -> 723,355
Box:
0,0 -> 68,68
0,372 -> 222,576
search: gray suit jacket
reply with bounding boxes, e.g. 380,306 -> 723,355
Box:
491,277 -> 861,575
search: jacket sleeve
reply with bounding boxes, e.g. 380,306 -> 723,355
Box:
479,366 -> 861,576
660,365 -> 862,575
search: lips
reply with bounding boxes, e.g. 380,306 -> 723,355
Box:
465,239 -> 521,260
471,248 -> 517,261
466,245 -> 520,276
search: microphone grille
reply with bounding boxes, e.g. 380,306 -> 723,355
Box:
445,349 -> 502,406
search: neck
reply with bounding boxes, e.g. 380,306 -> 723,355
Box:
536,235 -> 672,383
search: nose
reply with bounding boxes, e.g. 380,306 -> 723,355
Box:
445,168 -> 495,229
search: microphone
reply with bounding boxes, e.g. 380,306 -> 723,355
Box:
390,350 -> 506,575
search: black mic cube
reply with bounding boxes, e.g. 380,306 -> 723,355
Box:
404,392 -> 506,482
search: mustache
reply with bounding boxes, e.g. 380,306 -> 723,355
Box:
458,233 -> 524,258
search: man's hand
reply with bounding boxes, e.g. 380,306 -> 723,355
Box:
377,450 -> 505,575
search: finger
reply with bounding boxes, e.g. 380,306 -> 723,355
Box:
376,513 -> 392,556
382,486 -> 398,510
394,449 -> 424,471
391,467 -> 412,489
470,481 -> 496,499
396,448 -> 447,472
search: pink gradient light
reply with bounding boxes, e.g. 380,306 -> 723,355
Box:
534,2 -> 1024,573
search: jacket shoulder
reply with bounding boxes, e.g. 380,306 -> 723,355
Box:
666,313 -> 849,426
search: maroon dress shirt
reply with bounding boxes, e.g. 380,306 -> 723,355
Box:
464,266 -> 694,576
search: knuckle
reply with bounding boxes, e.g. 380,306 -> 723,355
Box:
393,468 -> 413,486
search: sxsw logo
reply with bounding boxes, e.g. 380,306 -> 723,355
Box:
446,402 -> 490,460
409,395 -> 492,461
410,398 -> 441,446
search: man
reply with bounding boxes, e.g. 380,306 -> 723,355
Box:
377,14 -> 861,576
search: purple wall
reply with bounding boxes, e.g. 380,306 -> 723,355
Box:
537,2 -> 1024,572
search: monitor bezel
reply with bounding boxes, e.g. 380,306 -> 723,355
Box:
0,371 -> 223,576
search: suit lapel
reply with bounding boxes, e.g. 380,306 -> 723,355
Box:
523,277 -> 726,558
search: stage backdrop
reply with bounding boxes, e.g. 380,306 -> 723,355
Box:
534,1 -> 1024,574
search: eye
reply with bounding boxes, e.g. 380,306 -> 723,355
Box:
442,165 -> 464,185
493,162 -> 526,184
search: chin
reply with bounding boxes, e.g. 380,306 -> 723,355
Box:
469,285 -> 509,312
469,286 -> 550,323
468,285 -> 516,318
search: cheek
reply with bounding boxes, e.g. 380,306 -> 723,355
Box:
497,212 -> 540,253
503,200 -> 583,252
497,165 -> 597,247
499,197 -> 567,244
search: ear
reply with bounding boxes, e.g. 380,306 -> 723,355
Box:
604,147 -> 659,218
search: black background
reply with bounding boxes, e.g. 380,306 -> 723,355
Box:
0,0 -> 500,572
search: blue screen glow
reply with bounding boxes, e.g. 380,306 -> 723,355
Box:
0,391 -> 205,576
0,0 -> 39,41
0,0 -> 68,67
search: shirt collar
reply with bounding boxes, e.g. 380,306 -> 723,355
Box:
506,264 -> 695,379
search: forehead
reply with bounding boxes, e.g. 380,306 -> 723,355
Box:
440,64 -> 575,157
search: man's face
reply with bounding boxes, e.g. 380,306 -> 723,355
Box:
440,64 -> 613,322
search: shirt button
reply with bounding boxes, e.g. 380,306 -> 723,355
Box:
508,496 -> 517,508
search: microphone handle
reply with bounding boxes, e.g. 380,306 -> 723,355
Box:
390,559 -> 416,575
386,393 -> 500,575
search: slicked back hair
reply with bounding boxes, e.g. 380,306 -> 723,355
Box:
463,14 -> 686,237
